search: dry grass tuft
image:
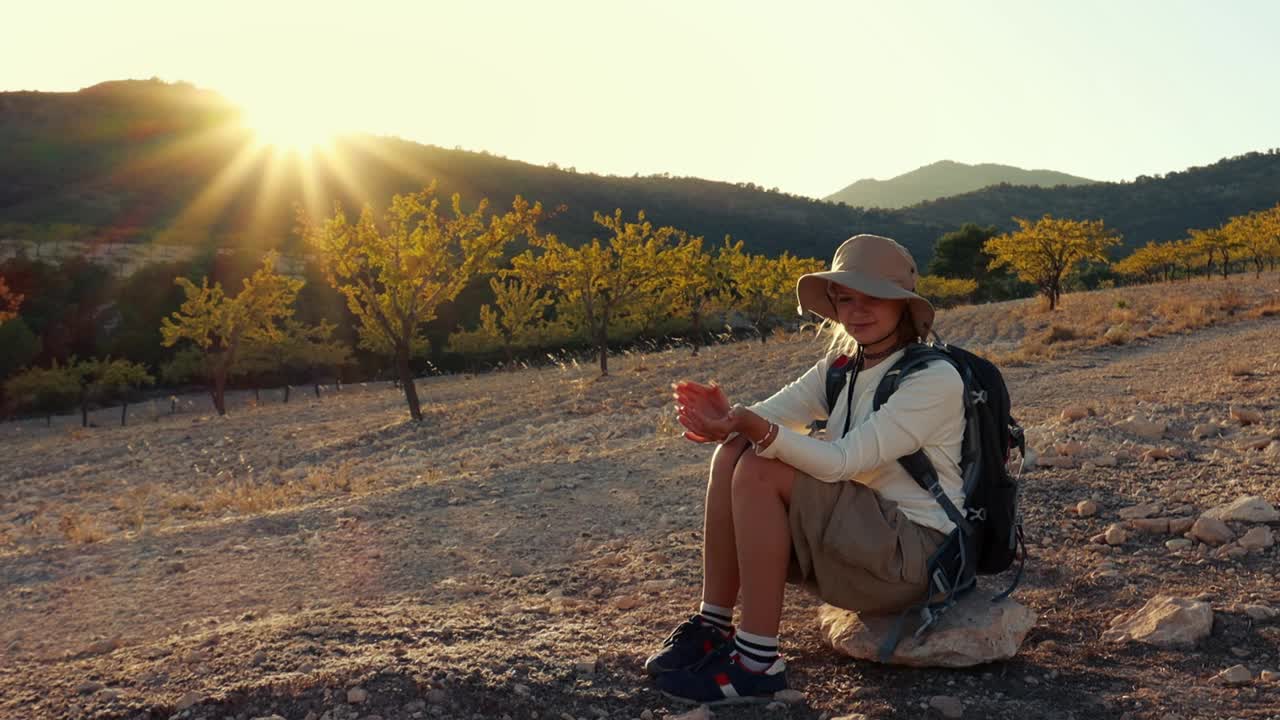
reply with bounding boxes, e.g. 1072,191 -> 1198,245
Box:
58,512 -> 108,544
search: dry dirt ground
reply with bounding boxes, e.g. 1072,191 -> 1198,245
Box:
2,277 -> 1279,720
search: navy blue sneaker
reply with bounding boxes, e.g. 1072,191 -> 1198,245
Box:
654,644 -> 788,705
643,615 -> 733,676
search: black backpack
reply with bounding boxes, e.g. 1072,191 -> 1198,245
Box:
819,341 -> 1027,659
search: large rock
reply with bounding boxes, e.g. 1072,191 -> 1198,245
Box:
1101,595 -> 1213,647
1190,516 -> 1235,546
1203,495 -> 1280,523
1238,526 -> 1275,551
819,592 -> 1037,668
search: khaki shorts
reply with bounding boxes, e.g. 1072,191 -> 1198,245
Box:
787,470 -> 948,615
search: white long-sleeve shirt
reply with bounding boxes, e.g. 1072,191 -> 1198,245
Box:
747,347 -> 966,535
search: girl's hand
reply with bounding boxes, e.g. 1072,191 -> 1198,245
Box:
672,380 -> 734,443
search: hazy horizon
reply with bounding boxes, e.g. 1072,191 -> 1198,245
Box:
4,0 -> 1279,198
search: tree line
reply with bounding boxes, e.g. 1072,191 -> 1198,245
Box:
2,185 -> 1276,424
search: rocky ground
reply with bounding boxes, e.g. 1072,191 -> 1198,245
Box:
2,276 -> 1279,720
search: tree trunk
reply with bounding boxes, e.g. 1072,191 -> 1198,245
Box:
597,322 -> 609,376
121,402 -> 128,427
284,385 -> 291,404
396,345 -> 423,421
690,311 -> 702,357
211,371 -> 227,416
314,382 -> 321,399
80,388 -> 89,428
253,386 -> 260,405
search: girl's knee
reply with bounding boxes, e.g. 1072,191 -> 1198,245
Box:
731,451 -> 785,492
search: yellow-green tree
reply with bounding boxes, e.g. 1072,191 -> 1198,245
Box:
4,361 -> 79,425
302,182 -> 545,420
510,209 -> 673,375
984,215 -> 1121,310
1189,226 -> 1242,279
160,253 -> 303,416
916,275 -> 978,308
69,357 -> 155,427
728,249 -> 825,342
0,277 -> 20,323
1115,241 -> 1178,283
1223,206 -> 1280,277
447,277 -> 553,365
662,233 -> 740,355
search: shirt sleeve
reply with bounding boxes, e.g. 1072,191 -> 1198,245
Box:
742,357 -> 831,435
753,360 -> 964,482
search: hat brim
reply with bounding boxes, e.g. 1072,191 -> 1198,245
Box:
796,270 -> 936,340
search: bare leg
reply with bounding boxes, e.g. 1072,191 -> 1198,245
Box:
731,451 -> 795,637
701,435 -> 751,609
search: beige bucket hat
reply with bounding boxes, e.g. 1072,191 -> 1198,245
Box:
796,234 -> 935,340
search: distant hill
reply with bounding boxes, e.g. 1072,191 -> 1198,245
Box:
825,160 -> 1096,209
0,80 -> 943,264
2,80 -> 1279,268
898,152 -> 1280,255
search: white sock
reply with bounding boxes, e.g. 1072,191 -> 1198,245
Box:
697,601 -> 734,634
733,628 -> 779,672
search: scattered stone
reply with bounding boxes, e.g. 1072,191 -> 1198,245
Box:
1266,441 -> 1280,458
774,689 -> 806,704
83,637 -> 122,656
1061,405 -> 1092,422
1192,423 -> 1222,440
175,691 -> 202,710
641,578 -> 679,592
76,680 -> 104,695
250,715 -> 286,720
1261,670 -> 1279,683
1119,502 -> 1164,520
405,700 -> 427,712
640,710 -> 654,720
1190,516 -> 1234,546
1119,417 -> 1167,441
1229,406 -> 1263,425
1076,499 -> 1099,517
1214,664 -> 1253,686
1203,495 -> 1279,523
507,560 -> 532,577
1055,441 -> 1091,456
574,656 -> 598,675
766,701 -> 786,712
512,684 -> 530,697
347,687 -> 368,704
1168,517 -> 1195,534
426,688 -> 448,705
928,695 -> 964,719
1214,543 -> 1249,560
611,594 -> 641,611
1101,596 -> 1213,647
1238,526 -> 1275,551
669,706 -> 713,720
821,592 -> 1037,667
1237,435 -> 1275,451
1166,538 -> 1194,550
1240,604 -> 1278,621
1126,518 -> 1170,534
1104,524 -> 1128,545
251,650 -> 268,666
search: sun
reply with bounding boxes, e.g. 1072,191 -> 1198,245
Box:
242,99 -> 339,153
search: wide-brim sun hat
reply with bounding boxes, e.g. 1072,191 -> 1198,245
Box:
796,233 -> 935,341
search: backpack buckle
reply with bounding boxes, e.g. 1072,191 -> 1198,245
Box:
969,389 -> 987,405
967,507 -> 987,522
929,482 -> 947,499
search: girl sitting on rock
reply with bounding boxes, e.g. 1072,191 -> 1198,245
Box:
648,234 -> 966,704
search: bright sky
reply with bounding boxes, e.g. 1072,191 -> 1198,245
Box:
4,0 -> 1278,198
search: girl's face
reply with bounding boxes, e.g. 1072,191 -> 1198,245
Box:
829,283 -> 907,346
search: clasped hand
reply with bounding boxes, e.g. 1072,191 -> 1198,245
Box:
671,380 -> 737,443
